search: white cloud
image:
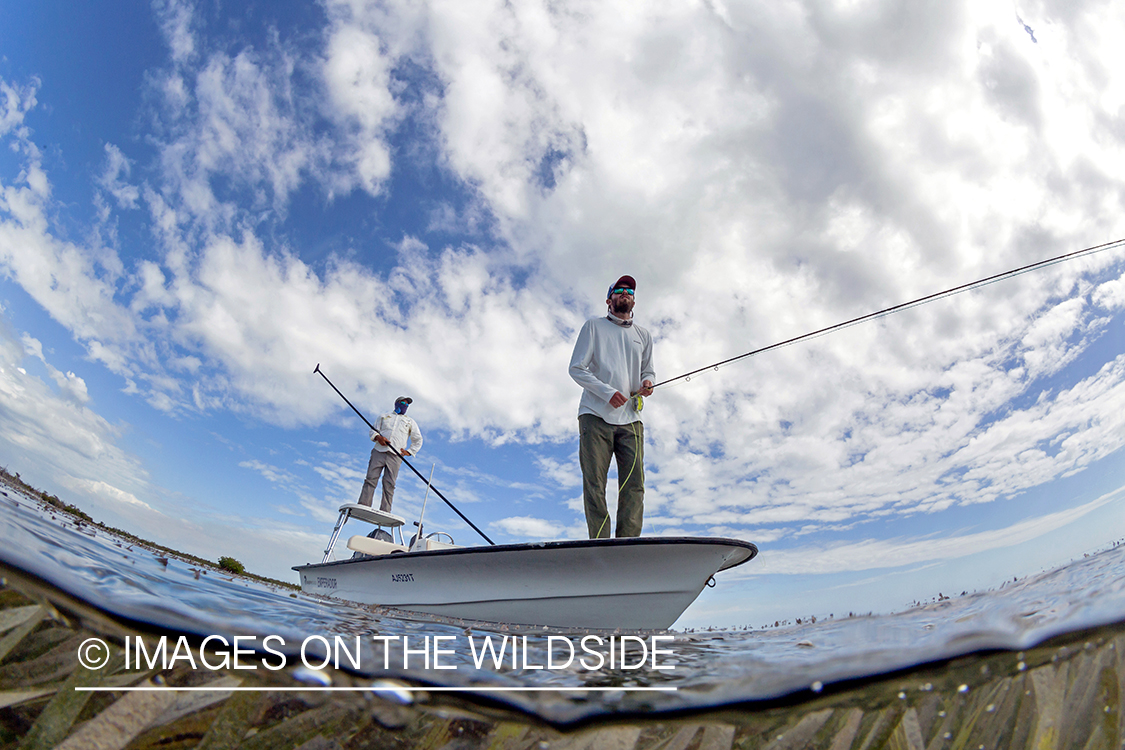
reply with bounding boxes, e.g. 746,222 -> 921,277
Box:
0,126 -> 140,362
0,307 -> 350,582
1094,275 -> 1125,310
0,316 -> 152,525
98,144 -> 140,210
2,0 -> 1125,558
60,477 -> 152,511
152,0 -> 197,65
21,335 -> 90,405
240,459 -> 300,486
153,48 -> 319,219
735,481 -> 1125,577
322,25 -> 398,195
492,515 -> 568,539
536,455 -> 581,488
0,77 -> 38,137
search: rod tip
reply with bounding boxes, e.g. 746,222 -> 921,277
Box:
313,363 -> 320,374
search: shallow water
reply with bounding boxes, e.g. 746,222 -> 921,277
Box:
3,482 -> 1125,742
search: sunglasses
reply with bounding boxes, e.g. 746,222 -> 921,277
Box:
611,288 -> 635,296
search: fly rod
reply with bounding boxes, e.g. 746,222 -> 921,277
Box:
652,237 -> 1125,390
313,364 -> 496,545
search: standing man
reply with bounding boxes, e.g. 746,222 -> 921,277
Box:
569,275 -> 655,538
357,396 -> 423,513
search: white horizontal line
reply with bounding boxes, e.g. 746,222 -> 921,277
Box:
75,686 -> 677,692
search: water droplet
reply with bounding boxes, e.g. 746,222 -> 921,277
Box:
368,679 -> 414,705
811,681 -> 823,693
958,684 -> 969,694
986,704 -> 995,712
293,665 -> 332,687
1017,661 -> 1026,671
898,692 -> 906,700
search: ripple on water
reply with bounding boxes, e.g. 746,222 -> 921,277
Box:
3,489 -> 1125,725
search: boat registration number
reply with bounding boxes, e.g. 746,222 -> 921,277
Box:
391,573 -> 414,582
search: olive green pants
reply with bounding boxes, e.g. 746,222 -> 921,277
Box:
579,414 -> 644,538
357,448 -> 402,512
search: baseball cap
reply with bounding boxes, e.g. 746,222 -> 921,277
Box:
607,275 -> 636,298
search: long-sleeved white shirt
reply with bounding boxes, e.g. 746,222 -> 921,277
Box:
370,413 -> 423,455
569,314 -> 655,425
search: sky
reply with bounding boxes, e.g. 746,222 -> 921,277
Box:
2,0 -> 1125,629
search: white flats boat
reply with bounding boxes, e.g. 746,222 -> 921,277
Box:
294,504 -> 758,629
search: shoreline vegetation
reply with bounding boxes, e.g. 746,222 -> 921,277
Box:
0,465 -> 297,591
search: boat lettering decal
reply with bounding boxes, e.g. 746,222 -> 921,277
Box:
316,577 -> 337,589
391,573 -> 414,583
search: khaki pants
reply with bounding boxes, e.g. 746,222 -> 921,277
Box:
358,449 -> 402,512
579,414 -> 644,538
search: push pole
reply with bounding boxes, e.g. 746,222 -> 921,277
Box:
313,364 -> 495,545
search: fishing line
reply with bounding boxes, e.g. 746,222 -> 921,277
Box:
594,419 -> 643,539
652,237 -> 1125,390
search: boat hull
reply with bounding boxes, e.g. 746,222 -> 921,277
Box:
293,536 -> 757,629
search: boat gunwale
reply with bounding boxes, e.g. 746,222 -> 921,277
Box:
294,535 -> 758,572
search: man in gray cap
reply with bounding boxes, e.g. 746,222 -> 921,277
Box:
569,275 -> 655,538
357,396 -> 423,512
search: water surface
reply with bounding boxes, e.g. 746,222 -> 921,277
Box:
4,483 -> 1125,734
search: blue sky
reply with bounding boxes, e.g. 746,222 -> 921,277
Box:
2,0 -> 1125,629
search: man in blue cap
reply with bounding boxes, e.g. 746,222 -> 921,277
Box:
357,396 -> 423,512
568,275 -> 655,538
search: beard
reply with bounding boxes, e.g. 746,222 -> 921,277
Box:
610,295 -> 635,316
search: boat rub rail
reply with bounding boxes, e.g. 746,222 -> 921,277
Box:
295,536 -> 758,571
